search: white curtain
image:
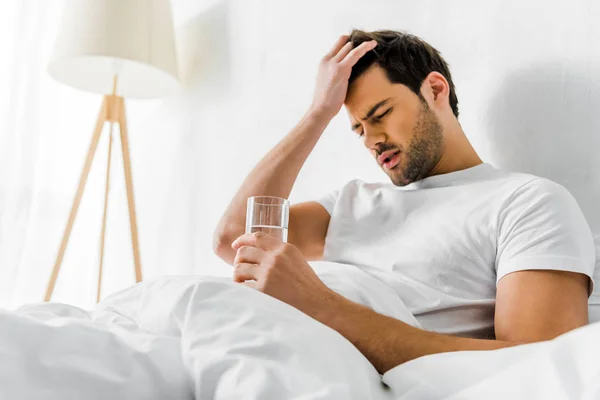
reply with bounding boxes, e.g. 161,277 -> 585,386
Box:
0,1 -> 125,309
0,0 -> 235,310
0,1 -> 66,309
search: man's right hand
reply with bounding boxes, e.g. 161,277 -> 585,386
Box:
309,36 -> 377,121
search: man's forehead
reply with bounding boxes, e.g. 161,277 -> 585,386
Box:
345,68 -> 417,123
345,67 -> 389,108
345,94 -> 391,123
346,97 -> 391,125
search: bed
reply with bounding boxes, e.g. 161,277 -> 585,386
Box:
1,240 -> 599,400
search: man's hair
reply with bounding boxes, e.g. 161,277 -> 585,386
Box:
349,29 -> 459,118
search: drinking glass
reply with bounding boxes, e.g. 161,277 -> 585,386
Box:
245,196 -> 290,242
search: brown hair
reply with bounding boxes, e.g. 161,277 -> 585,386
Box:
349,29 -> 459,118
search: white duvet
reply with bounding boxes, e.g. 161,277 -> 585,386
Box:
1,261 -> 599,399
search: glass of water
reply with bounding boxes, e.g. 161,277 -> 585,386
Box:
246,196 -> 290,242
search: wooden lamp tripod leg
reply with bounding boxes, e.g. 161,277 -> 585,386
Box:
96,75 -> 119,303
118,99 -> 143,282
96,122 -> 115,303
45,99 -> 108,302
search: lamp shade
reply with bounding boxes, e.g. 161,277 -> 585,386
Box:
48,0 -> 179,99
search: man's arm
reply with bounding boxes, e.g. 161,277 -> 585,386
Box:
311,290 -> 517,373
317,269 -> 588,373
212,111 -> 330,265
230,233 -> 590,374
213,36 -> 377,264
492,178 -> 593,342
494,269 -> 589,342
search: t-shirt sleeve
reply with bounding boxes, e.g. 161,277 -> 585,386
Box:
315,189 -> 340,216
496,178 -> 595,294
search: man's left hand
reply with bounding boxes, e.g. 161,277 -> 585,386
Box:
231,232 -> 337,319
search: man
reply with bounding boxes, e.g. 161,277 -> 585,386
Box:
213,30 -> 595,374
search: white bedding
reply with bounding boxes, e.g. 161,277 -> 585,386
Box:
383,321 -> 600,399
0,263 -> 396,400
1,261 -> 599,399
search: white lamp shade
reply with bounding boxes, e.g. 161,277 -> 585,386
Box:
48,0 -> 179,99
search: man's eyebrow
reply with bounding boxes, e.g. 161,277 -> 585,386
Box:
361,98 -> 391,121
351,98 -> 392,131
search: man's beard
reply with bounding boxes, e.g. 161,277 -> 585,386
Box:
389,100 -> 444,186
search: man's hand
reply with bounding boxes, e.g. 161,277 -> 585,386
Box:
309,36 -> 377,120
231,232 -> 338,319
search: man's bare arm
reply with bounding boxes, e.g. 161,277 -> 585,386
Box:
494,269 -> 589,341
315,269 -> 589,373
213,36 -> 377,264
230,233 -> 590,374
314,292 -> 517,373
212,111 -> 330,265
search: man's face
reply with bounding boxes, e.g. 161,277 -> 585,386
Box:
345,65 -> 444,186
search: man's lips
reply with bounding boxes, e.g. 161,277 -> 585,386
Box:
382,152 -> 401,170
377,150 -> 401,166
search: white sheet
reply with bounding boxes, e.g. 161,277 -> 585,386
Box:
383,321 -> 600,399
0,263 -> 401,400
2,261 -> 599,399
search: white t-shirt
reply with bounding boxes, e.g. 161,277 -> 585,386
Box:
316,163 -> 596,339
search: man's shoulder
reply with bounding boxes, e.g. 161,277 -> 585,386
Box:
472,167 -> 574,204
478,166 -> 538,186
492,170 -> 572,203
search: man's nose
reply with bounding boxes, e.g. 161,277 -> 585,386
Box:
363,128 -> 387,150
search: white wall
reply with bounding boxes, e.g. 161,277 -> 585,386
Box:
2,0 -> 599,309
165,0 -> 600,264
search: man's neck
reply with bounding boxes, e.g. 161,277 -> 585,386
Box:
428,122 -> 483,177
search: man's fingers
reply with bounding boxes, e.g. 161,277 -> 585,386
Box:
233,263 -> 261,283
231,231 -> 281,252
233,245 -> 267,265
324,35 -> 350,60
332,41 -> 354,63
340,40 -> 377,68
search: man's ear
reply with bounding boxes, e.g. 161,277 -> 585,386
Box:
421,72 -> 449,106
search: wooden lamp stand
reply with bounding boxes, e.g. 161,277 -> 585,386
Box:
44,77 -> 142,303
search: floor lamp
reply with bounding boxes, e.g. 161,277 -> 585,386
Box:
45,0 -> 179,302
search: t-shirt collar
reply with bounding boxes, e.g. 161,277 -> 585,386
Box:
399,162 -> 496,190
